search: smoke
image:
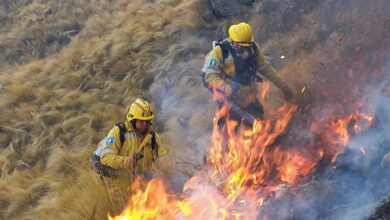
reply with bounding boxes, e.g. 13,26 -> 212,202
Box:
257,0 -> 390,215
147,0 -> 390,218
335,66 -> 390,220
149,35 -> 216,191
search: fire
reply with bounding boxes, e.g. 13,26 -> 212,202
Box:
259,82 -> 270,103
108,178 -> 179,220
308,111 -> 374,163
110,101 -> 375,219
275,149 -> 318,184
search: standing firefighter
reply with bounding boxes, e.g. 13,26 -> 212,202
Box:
92,98 -> 167,179
201,22 -> 293,124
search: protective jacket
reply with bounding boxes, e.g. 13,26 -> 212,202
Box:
201,39 -> 292,107
93,121 -> 166,173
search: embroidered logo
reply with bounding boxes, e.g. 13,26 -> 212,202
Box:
105,136 -> 115,146
209,58 -> 218,66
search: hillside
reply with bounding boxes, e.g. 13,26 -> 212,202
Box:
0,0 -> 389,219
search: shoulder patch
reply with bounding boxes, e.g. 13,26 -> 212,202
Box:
104,136 -> 115,147
209,58 -> 218,66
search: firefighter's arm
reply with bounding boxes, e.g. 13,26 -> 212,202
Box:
100,127 -> 129,169
256,46 -> 293,100
201,46 -> 233,96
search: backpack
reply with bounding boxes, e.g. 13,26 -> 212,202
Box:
210,39 -> 261,85
213,39 -> 259,62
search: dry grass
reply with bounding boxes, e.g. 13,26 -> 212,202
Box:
0,0 -> 204,218
0,0 -> 389,219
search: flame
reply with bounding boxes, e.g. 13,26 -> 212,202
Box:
275,148 -> 318,184
309,111 -> 374,162
260,82 -> 270,103
108,178 -> 180,220
209,104 -> 301,204
110,103 -> 375,219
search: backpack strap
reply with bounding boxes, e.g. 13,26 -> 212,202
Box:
200,39 -> 231,88
216,40 -> 230,63
252,43 -> 258,56
115,122 -> 127,145
220,40 -> 258,61
115,122 -> 158,156
150,131 -> 158,157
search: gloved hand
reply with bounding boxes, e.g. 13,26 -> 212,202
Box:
222,84 -> 233,97
133,153 -> 144,161
124,153 -> 144,170
223,81 -> 240,96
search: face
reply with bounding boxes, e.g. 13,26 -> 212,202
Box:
232,42 -> 247,53
134,119 -> 151,134
232,42 -> 241,50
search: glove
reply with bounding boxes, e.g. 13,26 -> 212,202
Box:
133,153 -> 144,161
221,83 -> 233,97
224,81 -> 240,96
124,153 -> 144,170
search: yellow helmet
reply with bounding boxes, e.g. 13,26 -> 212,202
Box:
126,98 -> 154,121
228,22 -> 254,46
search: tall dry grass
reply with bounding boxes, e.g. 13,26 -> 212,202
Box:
0,0 -> 203,218
0,0 -> 328,219
1,0 -> 389,219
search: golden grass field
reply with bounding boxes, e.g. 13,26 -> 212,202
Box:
0,0 -> 389,219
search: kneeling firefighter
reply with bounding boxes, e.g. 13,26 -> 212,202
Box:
200,22 -> 294,126
92,98 -> 167,179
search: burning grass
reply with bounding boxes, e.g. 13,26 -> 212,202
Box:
107,100 -> 376,219
0,0 -> 202,218
0,0 -> 389,219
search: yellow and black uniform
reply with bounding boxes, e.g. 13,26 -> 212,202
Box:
201,38 -> 293,119
92,121 -> 166,177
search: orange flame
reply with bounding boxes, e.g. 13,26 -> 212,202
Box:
260,82 -> 271,103
110,104 -> 374,219
108,178 -> 181,220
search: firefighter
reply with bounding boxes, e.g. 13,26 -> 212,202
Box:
92,98 -> 167,179
201,22 -> 293,122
